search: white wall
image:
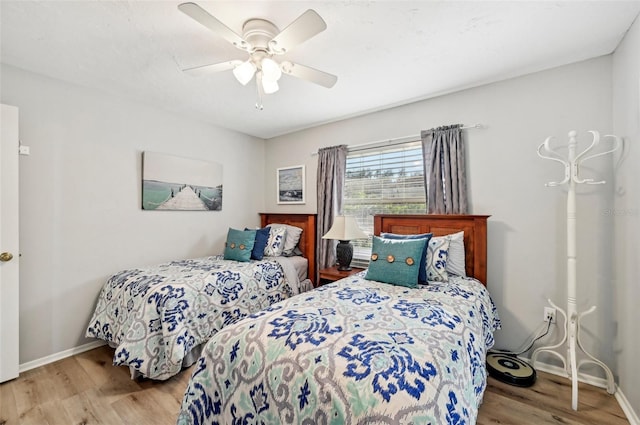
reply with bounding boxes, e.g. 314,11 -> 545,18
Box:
265,57 -> 618,375
0,64 -> 266,364
612,15 -> 640,421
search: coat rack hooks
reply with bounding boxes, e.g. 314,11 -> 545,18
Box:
532,130 -> 619,411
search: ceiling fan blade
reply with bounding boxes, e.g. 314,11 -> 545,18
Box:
178,2 -> 251,52
280,61 -> 337,88
269,10 -> 327,54
183,60 -> 243,76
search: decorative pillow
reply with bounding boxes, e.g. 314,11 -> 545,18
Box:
245,227 -> 270,261
445,231 -> 466,277
380,232 -> 432,284
365,236 -> 427,288
426,236 -> 451,282
224,228 -> 256,262
268,223 -> 303,256
264,226 -> 286,257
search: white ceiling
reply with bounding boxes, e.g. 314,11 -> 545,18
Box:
2,1 -> 640,139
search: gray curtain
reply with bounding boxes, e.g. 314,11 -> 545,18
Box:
421,124 -> 468,214
316,145 -> 348,280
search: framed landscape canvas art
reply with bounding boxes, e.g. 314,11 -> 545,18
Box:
277,165 -> 305,204
142,151 -> 223,211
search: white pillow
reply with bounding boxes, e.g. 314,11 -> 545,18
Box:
445,231 -> 466,277
267,223 -> 303,256
264,226 -> 286,257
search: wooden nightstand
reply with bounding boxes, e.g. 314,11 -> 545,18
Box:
318,265 -> 365,286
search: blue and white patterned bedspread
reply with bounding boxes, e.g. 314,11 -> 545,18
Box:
85,255 -> 299,380
177,273 -> 501,424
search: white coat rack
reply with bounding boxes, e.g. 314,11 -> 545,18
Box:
532,130 -> 619,410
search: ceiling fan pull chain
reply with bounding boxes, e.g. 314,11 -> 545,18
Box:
255,71 -> 264,110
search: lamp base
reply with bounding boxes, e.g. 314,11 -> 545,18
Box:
336,240 -> 353,271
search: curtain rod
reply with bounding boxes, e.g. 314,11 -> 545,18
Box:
311,123 -> 485,156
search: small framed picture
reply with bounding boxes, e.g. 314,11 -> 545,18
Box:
277,165 -> 305,204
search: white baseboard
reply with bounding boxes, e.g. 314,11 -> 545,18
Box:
529,358 -> 611,388
19,340 -> 106,373
527,358 -> 638,425
615,388 -> 640,425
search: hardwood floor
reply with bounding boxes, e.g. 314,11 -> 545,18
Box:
479,371 -> 629,425
0,345 -> 629,424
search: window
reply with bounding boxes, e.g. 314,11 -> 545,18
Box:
343,140 -> 426,266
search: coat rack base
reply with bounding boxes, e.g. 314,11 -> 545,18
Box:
531,298 -> 615,411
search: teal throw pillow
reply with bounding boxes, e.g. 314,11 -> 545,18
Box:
380,232 -> 432,284
224,228 -> 256,262
365,236 -> 427,288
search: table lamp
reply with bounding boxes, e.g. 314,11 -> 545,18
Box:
322,215 -> 368,271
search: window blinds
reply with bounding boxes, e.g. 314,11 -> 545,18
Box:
343,141 -> 426,265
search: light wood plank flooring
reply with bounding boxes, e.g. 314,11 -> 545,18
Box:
0,345 -> 629,424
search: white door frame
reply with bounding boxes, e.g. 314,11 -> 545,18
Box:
1,103 -> 20,382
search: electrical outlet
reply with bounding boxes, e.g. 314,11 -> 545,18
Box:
544,307 -> 556,323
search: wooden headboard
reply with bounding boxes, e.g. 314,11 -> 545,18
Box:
260,213 -> 317,285
373,214 -> 490,285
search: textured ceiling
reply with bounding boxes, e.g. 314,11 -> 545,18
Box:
2,1 -> 640,139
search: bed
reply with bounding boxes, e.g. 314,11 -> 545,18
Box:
177,214 -> 500,424
85,213 -> 317,381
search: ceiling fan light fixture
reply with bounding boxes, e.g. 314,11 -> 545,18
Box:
232,60 -> 256,85
262,78 -> 279,94
261,57 -> 282,82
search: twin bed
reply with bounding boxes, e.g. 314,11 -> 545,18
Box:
175,214 -> 501,424
85,213 -> 317,380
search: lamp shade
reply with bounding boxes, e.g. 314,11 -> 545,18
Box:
322,216 -> 367,241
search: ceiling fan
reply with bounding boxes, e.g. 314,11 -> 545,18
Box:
178,2 -> 338,109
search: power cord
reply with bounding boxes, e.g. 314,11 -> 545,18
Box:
488,317 -> 553,357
